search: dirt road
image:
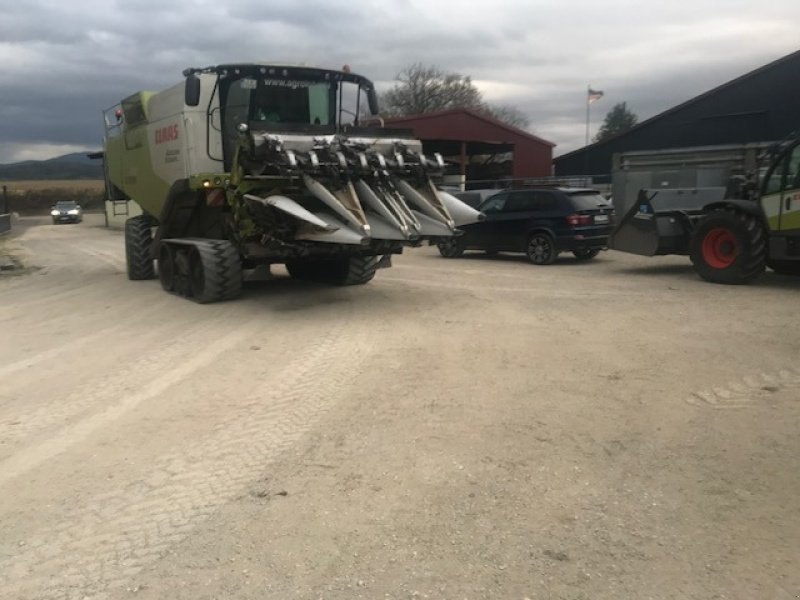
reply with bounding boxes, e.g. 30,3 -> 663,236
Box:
1,214 -> 799,599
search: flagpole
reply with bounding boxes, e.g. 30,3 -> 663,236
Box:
585,84 -> 590,146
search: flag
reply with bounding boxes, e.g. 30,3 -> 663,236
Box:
588,88 -> 604,104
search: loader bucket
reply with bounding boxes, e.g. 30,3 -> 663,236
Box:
610,188 -> 726,256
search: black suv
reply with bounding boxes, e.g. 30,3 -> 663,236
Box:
437,187 -> 614,264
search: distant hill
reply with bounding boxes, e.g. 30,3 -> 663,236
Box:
0,152 -> 103,180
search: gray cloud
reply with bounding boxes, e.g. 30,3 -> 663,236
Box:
0,0 -> 797,163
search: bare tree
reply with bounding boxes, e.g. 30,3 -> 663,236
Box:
482,104 -> 530,130
380,63 -> 485,116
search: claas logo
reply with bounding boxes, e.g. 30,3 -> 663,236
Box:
155,124 -> 179,144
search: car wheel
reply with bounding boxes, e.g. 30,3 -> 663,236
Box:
526,233 -> 557,265
437,238 -> 464,258
573,249 -> 600,260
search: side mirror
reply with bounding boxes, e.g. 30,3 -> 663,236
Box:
185,74 -> 201,107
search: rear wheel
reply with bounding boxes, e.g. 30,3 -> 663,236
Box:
689,210 -> 765,284
526,233 -> 557,265
186,240 -> 243,303
125,215 -> 155,280
766,259 -> 800,276
437,238 -> 464,258
573,248 -> 600,260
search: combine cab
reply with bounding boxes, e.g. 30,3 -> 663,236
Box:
609,133 -> 800,283
102,63 -> 482,302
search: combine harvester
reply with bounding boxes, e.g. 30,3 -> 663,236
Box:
101,63 -> 482,302
609,133 -> 800,284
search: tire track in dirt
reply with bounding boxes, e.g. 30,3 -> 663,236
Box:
0,310 -> 377,600
0,321 -> 258,487
686,366 -> 800,408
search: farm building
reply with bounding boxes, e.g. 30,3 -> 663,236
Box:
385,108 -> 555,188
554,49 -> 800,178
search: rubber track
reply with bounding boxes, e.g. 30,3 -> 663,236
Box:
191,240 -> 243,303
125,216 -> 155,280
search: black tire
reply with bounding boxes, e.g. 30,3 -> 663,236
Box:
437,237 -> 464,258
573,248 -> 600,260
125,215 -> 156,280
158,243 -> 175,292
689,210 -> 766,284
766,259 -> 800,276
526,233 -> 557,265
187,240 -> 243,303
338,255 -> 378,285
286,256 -> 378,286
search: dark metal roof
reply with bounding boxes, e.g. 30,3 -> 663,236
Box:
555,48 -> 800,176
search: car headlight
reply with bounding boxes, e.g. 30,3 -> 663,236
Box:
51,210 -> 60,216
68,209 -> 79,215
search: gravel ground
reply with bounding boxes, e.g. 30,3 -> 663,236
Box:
1,214 -> 799,599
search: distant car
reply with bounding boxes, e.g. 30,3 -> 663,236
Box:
51,201 -> 83,224
437,187 -> 614,264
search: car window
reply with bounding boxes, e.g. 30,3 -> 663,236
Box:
504,192 -> 538,212
533,192 -> 558,210
480,194 -> 507,213
567,191 -> 612,210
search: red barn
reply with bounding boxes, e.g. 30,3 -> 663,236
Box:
384,108 -> 554,186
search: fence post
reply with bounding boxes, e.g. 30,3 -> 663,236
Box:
0,185 -> 10,235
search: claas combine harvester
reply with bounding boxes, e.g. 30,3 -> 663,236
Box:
101,63 -> 482,302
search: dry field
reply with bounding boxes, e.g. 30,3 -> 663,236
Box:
1,180 -> 105,215
0,180 -> 104,193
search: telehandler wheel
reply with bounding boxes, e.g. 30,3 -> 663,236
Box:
689,210 -> 766,284
437,238 -> 464,258
125,215 -> 155,280
187,240 -> 243,303
766,259 -> 800,276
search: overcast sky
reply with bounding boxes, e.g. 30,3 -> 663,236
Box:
0,0 -> 798,164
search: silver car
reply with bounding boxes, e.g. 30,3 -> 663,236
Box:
51,201 -> 83,224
